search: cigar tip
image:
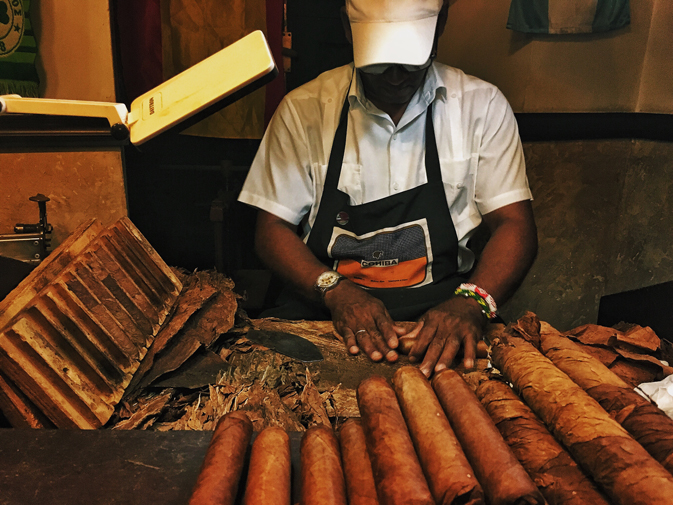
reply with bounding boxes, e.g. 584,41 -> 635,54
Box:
216,410 -> 253,430
358,375 -> 390,393
339,417 -> 361,429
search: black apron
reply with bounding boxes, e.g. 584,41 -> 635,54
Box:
264,95 -> 464,321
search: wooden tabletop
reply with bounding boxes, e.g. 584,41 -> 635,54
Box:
249,318 -> 491,417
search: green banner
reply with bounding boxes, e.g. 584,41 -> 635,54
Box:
0,0 -> 39,97
508,0 -> 630,34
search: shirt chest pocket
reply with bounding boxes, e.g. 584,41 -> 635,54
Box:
312,162 -> 363,207
441,155 -> 477,223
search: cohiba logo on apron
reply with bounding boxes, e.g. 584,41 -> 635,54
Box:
327,219 -> 434,289
361,259 -> 399,267
0,0 -> 25,57
362,250 -> 399,268
335,211 -> 349,226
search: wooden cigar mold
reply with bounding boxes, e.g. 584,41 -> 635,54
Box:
0,218 -> 181,428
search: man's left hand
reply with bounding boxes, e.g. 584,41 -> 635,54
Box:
406,296 -> 486,376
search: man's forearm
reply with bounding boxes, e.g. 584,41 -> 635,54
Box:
467,200 -> 538,305
254,210 -> 400,361
254,210 -> 331,301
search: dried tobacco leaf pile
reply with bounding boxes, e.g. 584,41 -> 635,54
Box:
105,269 -> 342,432
110,342 -> 341,432
562,322 -> 673,387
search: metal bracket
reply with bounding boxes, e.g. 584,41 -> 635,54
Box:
0,193 -> 53,265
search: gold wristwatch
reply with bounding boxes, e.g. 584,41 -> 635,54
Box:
314,270 -> 345,299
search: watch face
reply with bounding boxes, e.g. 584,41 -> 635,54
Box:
317,271 -> 341,289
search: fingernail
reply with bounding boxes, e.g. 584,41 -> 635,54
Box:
386,350 -> 398,362
388,338 -> 398,349
409,356 -> 417,363
371,351 -> 382,361
465,359 -> 474,369
350,346 -> 359,354
420,367 -> 430,377
435,364 -> 446,372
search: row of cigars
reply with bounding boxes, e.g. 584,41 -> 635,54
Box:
187,316 -> 673,505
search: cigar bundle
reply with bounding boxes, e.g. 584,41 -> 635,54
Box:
538,321 -> 673,474
432,369 -> 544,505
476,380 -> 609,505
491,326 -> 673,505
186,317 -> 673,505
392,367 -> 484,505
355,368 -> 547,505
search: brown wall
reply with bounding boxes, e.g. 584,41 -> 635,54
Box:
501,139 -> 673,331
0,150 -> 128,248
438,0 -> 673,113
32,0 -> 116,101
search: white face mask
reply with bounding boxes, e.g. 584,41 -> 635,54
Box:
359,55 -> 434,75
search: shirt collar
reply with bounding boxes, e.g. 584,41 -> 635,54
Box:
347,62 -> 448,122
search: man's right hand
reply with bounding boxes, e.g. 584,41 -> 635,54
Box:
323,279 -> 402,362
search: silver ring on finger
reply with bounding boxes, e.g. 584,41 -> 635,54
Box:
355,329 -> 367,335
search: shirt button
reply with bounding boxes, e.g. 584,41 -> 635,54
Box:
327,98 -> 333,103
393,182 -> 400,190
451,93 -> 457,98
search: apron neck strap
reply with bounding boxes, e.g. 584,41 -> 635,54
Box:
424,102 -> 442,185
323,93 -> 351,193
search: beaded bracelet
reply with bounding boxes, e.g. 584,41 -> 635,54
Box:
454,283 -> 498,320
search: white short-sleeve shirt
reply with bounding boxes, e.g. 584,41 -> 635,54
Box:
238,62 -> 532,273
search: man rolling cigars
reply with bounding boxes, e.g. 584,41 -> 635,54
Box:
239,0 -> 536,376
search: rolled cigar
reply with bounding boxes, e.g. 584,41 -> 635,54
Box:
539,321 -> 673,474
243,426 -> 291,505
300,425 -> 347,505
477,380 -> 610,505
432,369 -> 544,505
357,375 -> 434,505
188,411 -> 253,505
392,366 -> 484,505
491,329 -> 673,505
339,419 -> 380,505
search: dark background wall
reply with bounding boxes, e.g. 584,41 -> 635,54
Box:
501,139 -> 673,330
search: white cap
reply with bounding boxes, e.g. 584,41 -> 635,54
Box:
346,0 -> 443,68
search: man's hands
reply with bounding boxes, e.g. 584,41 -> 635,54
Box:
325,280 -> 485,373
324,280 -> 404,363
406,296 -> 485,376
254,201 -> 537,376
